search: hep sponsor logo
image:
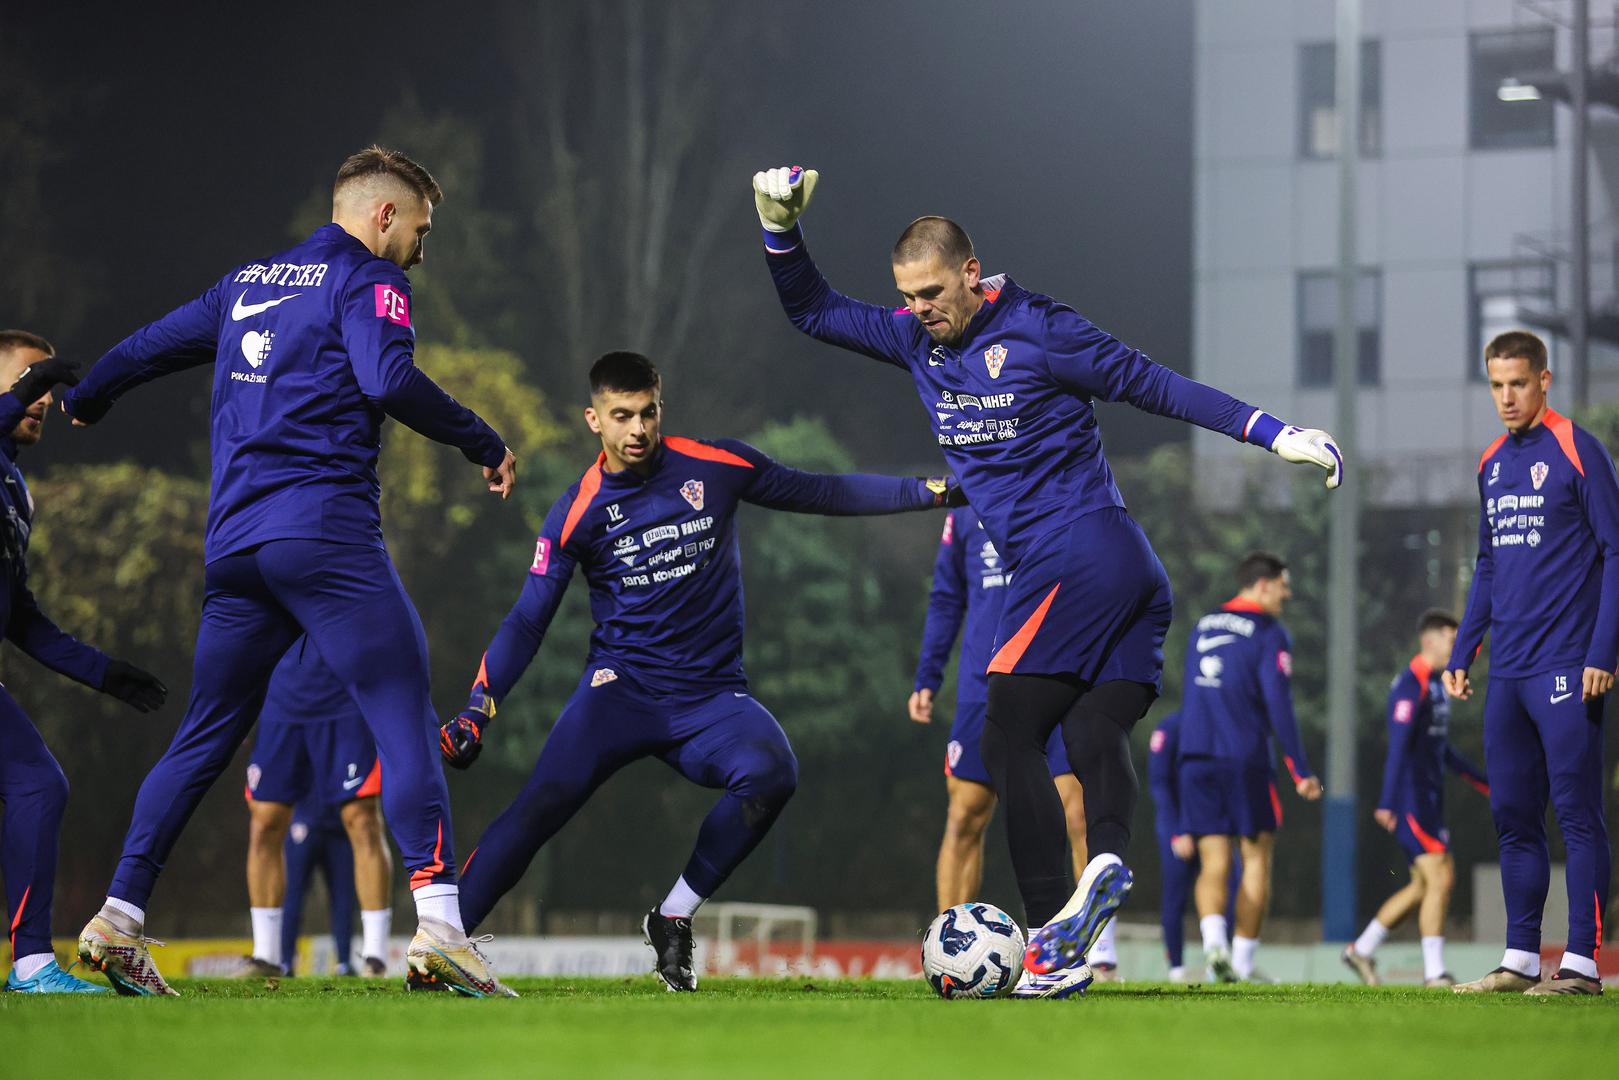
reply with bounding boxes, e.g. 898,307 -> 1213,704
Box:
374,283 -> 411,327
1393,699 -> 1413,724
591,668 -> 618,687
984,342 -> 1007,379
680,479 -> 705,511
530,537 -> 551,575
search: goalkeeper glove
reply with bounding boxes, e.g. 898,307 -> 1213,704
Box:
101,659 -> 168,713
921,476 -> 968,508
754,165 -> 819,233
439,712 -> 484,770
10,356 -> 80,407
1269,424 -> 1344,490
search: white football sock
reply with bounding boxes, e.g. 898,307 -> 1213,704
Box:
1353,918 -> 1388,958
1421,936 -> 1446,980
1199,914 -> 1229,953
1558,951 -> 1598,979
250,907 -> 283,966
412,883 -> 464,933
659,875 -> 707,919
1232,935 -> 1259,978
14,953 -> 53,981
361,909 -> 392,960
1167,965 -> 1187,983
103,897 -> 145,927
1500,947 -> 1540,978
1088,917 -> 1118,965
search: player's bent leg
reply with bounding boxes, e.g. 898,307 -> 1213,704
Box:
938,777 -> 996,910
1344,868 -> 1423,986
1027,681 -> 1153,976
340,795 -> 392,973
1410,852 -> 1456,986
0,701 -> 100,994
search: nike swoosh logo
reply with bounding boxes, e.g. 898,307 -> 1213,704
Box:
343,775 -> 365,790
605,518 -> 633,533
231,291 -> 301,321
927,357 -> 943,366
1550,692 -> 1574,704
1196,634 -> 1238,652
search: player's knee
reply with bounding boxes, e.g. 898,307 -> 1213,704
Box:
30,759 -> 70,817
945,799 -> 993,842
743,745 -> 799,811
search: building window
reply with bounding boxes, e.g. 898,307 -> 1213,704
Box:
1469,261 -> 1557,381
1298,40 -> 1382,159
1297,270 -> 1381,388
1470,28 -> 1556,150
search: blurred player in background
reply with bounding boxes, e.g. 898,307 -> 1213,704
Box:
754,163 -> 1341,997
236,642 -> 391,977
1343,610 -> 1486,988
280,795 -> 359,977
0,332 -> 167,994
1147,709 -> 1241,982
1177,553 -> 1321,982
66,147 -> 518,997
909,505 -> 1119,978
438,351 -> 961,992
1445,331 -> 1615,996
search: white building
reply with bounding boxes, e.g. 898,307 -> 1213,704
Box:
1192,0 -> 1619,507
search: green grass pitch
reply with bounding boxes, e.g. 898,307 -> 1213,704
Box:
5,977 -> 1613,1078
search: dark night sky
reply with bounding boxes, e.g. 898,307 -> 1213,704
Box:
5,0 -> 1193,470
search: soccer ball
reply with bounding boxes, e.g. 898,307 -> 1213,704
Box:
920,902 -> 1025,999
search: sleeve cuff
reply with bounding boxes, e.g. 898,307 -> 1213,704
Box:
1243,409 -> 1285,448
762,223 -> 804,255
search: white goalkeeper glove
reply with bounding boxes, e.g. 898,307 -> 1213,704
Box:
1270,425 -> 1345,490
753,165 -> 819,233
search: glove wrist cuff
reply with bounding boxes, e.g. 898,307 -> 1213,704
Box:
1243,410 -> 1285,449
762,223 -> 804,253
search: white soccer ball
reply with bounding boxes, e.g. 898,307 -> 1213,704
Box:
921,902 -> 1025,999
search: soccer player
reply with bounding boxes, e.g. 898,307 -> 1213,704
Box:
910,506 -> 1121,977
236,641 -> 392,977
280,795 -> 359,977
1178,552 -> 1321,982
0,332 -> 168,994
1342,610 -> 1487,988
438,350 -> 961,993
65,147 -> 519,997
752,165 -> 1342,993
1445,330 -> 1616,996
1147,710 -> 1241,982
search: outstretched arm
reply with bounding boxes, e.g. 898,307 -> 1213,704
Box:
1043,305 -> 1343,489
62,286 -> 225,424
914,513 -> 968,698
754,166 -> 921,368
340,267 -> 509,471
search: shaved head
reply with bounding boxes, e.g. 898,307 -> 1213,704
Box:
892,216 -> 975,268
331,145 -> 442,217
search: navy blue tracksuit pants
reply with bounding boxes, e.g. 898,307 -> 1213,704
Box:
1,689 -> 68,960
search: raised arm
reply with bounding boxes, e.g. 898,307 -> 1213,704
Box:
914,512 -> 969,697
753,166 -> 920,367
1042,304 -> 1343,490
340,265 -> 509,470
63,285 -> 225,423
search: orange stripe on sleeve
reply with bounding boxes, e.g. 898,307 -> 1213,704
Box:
558,457 -> 605,549
987,584 -> 1061,674
1543,409 -> 1585,476
663,435 -> 755,469
1478,434 -> 1508,473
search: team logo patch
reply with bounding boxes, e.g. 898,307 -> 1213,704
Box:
1393,699 -> 1413,724
940,514 -> 954,544
1277,650 -> 1293,677
591,667 -> 617,687
531,537 -> 551,575
946,740 -> 963,773
290,821 -> 309,845
1149,729 -> 1166,753
374,283 -> 411,327
1530,461 -> 1549,490
246,763 -> 262,792
680,479 -> 705,511
984,343 -> 1007,379
241,329 -> 274,368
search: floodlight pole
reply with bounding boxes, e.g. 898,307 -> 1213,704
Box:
1572,0 -> 1590,409
1322,0 -> 1361,943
